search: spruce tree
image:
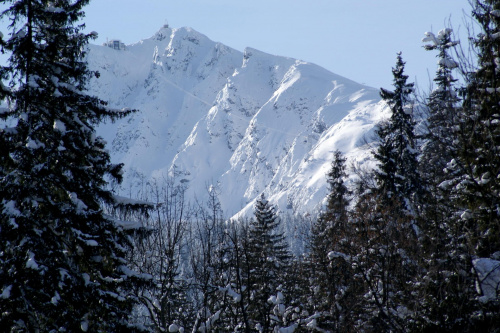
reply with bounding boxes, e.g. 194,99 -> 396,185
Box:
419,28 -> 462,256
310,151 -> 350,269
308,150 -> 355,331
421,29 -> 461,186
346,54 -> 422,331
246,194 -> 291,332
375,52 -> 422,213
431,1 -> 500,329
0,1 -> 147,331
349,192 -> 418,332
411,28 -> 479,332
456,0 -> 500,258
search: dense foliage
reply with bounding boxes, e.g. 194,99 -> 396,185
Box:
0,0 -> 148,331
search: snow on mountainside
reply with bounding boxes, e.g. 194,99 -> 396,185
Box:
87,26 -> 388,217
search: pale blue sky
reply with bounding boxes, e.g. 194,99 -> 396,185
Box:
82,0 -> 470,91
2,1 -> 471,91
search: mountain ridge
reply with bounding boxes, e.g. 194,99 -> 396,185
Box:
87,26 -> 388,217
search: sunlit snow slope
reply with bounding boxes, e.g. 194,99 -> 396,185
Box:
87,26 -> 388,217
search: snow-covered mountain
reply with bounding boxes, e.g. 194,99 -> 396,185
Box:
87,25 -> 388,217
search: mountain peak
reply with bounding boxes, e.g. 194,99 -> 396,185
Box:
86,26 -> 385,218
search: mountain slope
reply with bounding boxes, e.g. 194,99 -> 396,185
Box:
87,26 -> 387,217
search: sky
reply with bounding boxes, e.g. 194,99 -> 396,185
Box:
1,1 -> 471,91
81,0 -> 471,92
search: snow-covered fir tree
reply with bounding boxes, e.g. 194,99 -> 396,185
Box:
307,150 -> 356,331
0,1 -> 149,331
421,28 -> 461,186
246,194 -> 292,332
375,52 -> 422,213
456,0 -> 500,258
338,54 -> 422,331
410,28 -> 481,332
310,151 -> 350,268
348,192 -> 418,332
428,1 -> 500,329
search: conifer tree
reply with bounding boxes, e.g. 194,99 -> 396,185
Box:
427,1 -> 500,329
375,52 -> 422,213
310,151 -> 350,269
246,194 -> 292,332
456,0 -> 500,258
419,28 -> 462,253
344,54 -> 422,331
308,150 -> 355,331
349,193 -> 418,332
421,29 -> 461,186
411,28 -> 479,332
0,1 -> 147,331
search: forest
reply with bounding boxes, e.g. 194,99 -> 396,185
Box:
0,0 -> 499,332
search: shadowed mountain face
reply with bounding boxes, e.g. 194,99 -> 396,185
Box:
87,26 -> 387,217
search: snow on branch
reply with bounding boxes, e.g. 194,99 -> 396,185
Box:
438,58 -> 459,69
422,31 -> 438,48
112,195 -> 154,217
104,214 -> 145,230
328,251 -> 351,262
473,258 -> 500,303
113,195 -> 154,208
0,285 -> 12,299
